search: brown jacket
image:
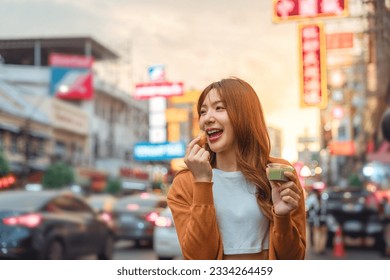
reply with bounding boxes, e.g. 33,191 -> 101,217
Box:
167,160 -> 306,260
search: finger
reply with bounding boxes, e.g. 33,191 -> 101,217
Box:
186,136 -> 201,155
199,150 -> 210,161
280,186 -> 300,200
281,195 -> 299,209
187,143 -> 201,158
279,181 -> 300,194
283,171 -> 297,184
193,148 -> 209,161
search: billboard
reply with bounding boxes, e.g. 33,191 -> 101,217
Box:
298,22 -> 327,109
133,141 -> 186,161
49,53 -> 94,100
134,81 -> 184,99
272,0 -> 348,23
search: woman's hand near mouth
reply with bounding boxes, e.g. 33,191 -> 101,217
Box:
184,135 -> 212,182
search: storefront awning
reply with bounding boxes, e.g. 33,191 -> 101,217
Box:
0,123 -> 20,133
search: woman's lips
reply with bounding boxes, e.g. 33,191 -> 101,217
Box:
208,130 -> 223,142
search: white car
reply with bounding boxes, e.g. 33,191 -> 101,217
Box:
153,207 -> 183,260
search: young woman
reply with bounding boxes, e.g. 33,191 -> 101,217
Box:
167,77 -> 306,260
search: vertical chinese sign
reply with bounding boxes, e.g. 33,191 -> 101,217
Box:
49,53 -> 94,100
298,22 -> 327,108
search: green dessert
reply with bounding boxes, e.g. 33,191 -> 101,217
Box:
267,163 -> 294,182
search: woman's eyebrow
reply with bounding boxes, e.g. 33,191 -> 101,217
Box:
201,100 -> 224,107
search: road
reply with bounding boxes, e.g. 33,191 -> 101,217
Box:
101,240 -> 389,260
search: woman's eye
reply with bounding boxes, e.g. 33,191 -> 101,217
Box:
200,110 -> 207,115
216,106 -> 225,111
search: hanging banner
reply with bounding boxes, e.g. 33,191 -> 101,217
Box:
298,22 -> 328,109
49,53 -> 94,100
134,81 -> 184,99
272,0 -> 348,23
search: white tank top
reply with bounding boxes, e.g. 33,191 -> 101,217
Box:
212,169 -> 269,255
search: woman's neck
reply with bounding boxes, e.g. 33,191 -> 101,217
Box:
215,150 -> 238,172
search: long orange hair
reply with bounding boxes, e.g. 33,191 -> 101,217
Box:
197,77 -> 273,221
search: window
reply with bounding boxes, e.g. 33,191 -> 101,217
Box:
11,134 -> 18,153
54,141 -> 66,157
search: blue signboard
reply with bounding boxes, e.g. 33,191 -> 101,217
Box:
49,53 -> 93,100
133,141 -> 185,161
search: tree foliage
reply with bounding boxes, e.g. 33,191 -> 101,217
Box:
0,149 -> 10,176
105,178 -> 121,195
42,162 -> 75,189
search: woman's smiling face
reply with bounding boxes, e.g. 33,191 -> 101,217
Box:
199,89 -> 236,154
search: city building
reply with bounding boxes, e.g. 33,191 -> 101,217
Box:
0,37 -> 150,191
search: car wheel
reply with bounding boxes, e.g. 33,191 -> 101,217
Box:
45,239 -> 65,260
98,235 -> 114,260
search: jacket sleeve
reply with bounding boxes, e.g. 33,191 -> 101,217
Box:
270,175 -> 307,260
167,171 -> 222,260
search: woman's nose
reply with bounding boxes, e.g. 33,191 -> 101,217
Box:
203,111 -> 216,124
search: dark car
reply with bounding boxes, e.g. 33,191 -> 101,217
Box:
113,192 -> 167,247
322,185 -> 384,249
323,161 -> 390,250
0,190 -> 115,260
86,193 -> 118,235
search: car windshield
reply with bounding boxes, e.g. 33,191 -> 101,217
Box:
0,191 -> 51,211
87,195 -> 116,210
115,193 -> 165,210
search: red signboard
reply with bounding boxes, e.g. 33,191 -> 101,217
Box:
298,23 -> 327,108
273,0 -> 348,22
49,53 -> 94,68
328,140 -> 355,156
326,32 -> 354,50
134,81 -> 184,99
49,53 -> 94,100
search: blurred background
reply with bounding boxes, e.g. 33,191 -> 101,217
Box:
0,0 -> 389,260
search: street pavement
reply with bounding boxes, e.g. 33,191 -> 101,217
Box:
82,240 -> 390,260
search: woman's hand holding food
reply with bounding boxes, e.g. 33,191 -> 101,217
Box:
184,131 -> 212,182
267,170 -> 301,216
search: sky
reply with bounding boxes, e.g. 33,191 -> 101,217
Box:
0,0 -> 321,162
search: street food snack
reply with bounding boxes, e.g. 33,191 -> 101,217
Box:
266,163 -> 294,182
197,130 -> 207,146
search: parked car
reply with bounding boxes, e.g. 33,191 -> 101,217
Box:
86,193 -> 118,235
0,190 -> 115,260
323,182 -> 388,249
113,192 -> 167,247
323,161 -> 390,250
153,207 -> 182,260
